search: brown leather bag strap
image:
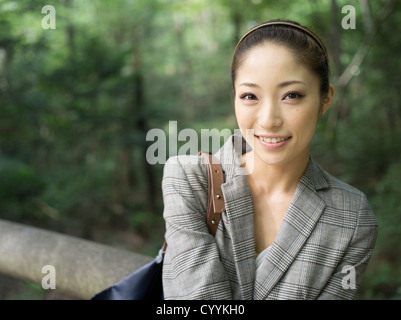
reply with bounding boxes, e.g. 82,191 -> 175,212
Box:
198,151 -> 226,236
161,152 -> 225,254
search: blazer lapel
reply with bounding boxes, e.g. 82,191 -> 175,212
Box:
253,159 -> 328,300
216,135 -> 256,300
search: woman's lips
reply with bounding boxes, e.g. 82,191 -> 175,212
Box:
255,135 -> 292,150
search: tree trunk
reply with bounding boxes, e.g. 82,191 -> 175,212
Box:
132,71 -> 158,213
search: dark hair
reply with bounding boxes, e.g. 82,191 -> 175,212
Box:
231,19 -> 330,97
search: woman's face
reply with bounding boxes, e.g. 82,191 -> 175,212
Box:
234,43 -> 333,168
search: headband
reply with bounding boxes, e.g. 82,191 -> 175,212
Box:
234,21 -> 328,65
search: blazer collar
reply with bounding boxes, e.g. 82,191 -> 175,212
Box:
215,135 -> 329,300
215,134 -> 251,179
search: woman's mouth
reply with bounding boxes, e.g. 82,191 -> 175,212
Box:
255,135 -> 292,150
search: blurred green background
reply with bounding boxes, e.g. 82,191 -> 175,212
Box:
0,0 -> 400,299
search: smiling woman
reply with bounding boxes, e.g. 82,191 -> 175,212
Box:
161,19 -> 378,300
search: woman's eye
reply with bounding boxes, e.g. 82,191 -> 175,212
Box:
240,93 -> 257,100
284,92 -> 304,100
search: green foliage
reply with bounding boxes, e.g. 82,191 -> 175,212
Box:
0,159 -> 45,221
0,0 -> 400,299
358,161 -> 401,299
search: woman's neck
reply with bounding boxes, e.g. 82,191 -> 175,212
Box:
240,150 -> 310,196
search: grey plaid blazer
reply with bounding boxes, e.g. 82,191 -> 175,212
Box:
162,135 -> 378,300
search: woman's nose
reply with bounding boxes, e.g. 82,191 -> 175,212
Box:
257,102 -> 283,129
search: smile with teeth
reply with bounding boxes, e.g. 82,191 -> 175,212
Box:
258,136 -> 291,143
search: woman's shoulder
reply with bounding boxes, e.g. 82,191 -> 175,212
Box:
161,155 -> 209,212
313,160 -> 377,224
163,154 -> 207,175
162,155 -> 209,191
310,158 -> 363,196
320,165 -> 365,198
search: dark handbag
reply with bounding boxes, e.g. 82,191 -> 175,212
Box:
91,152 -> 225,300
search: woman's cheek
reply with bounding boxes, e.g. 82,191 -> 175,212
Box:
293,110 -> 319,143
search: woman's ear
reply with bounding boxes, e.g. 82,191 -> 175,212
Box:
319,84 -> 335,116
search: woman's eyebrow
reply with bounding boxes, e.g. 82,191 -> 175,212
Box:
238,82 -> 260,88
278,80 -> 307,88
238,80 -> 307,89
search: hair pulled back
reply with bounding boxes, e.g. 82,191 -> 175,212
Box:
231,19 -> 330,97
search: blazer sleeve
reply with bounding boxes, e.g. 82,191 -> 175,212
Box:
317,194 -> 378,300
161,156 -> 232,300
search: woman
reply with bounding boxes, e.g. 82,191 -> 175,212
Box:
161,19 -> 378,300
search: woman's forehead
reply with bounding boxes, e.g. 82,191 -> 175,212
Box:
235,43 -> 319,89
